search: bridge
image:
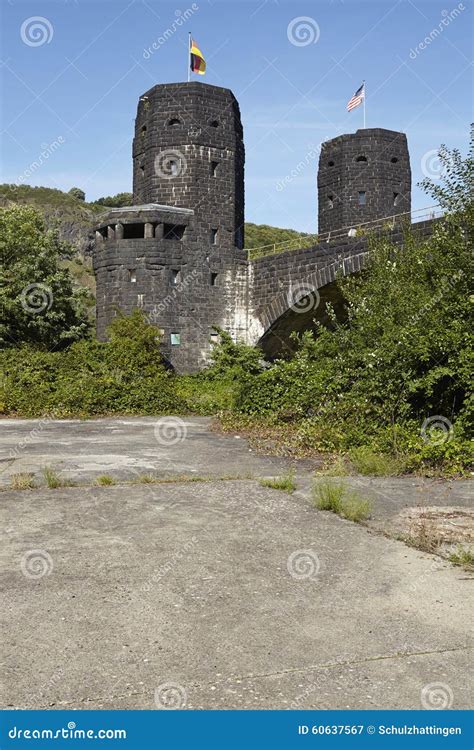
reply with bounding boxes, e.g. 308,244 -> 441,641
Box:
93,82 -> 443,372
247,210 -> 440,357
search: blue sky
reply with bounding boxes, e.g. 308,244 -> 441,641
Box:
1,0 -> 472,232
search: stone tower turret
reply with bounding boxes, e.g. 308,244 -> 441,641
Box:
317,128 -> 411,236
132,82 -> 245,249
93,82 -> 247,373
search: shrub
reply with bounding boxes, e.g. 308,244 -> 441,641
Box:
228,134 -> 473,475
0,310 -> 186,417
206,328 -> 265,381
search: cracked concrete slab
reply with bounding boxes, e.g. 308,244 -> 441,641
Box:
1,472 -> 472,710
0,417 -> 301,486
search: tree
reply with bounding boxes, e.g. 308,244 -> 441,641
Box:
234,130 -> 473,471
68,187 -> 86,201
95,192 -> 133,208
419,124 -> 473,216
0,205 -> 92,349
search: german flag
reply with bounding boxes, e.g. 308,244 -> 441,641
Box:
190,38 -> 206,75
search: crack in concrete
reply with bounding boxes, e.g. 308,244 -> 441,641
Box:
24,644 -> 471,708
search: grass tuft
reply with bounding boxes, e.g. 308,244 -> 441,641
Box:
404,515 -> 442,554
448,545 -> 474,571
95,475 -> 116,486
10,472 -> 35,490
317,455 -> 349,476
348,446 -> 404,476
43,466 -> 74,489
135,474 -> 156,483
259,470 -> 296,494
313,480 -> 371,522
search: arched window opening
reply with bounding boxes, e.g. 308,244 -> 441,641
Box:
170,269 -> 181,286
356,155 -> 367,163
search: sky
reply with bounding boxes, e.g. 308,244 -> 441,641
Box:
1,0 -> 472,233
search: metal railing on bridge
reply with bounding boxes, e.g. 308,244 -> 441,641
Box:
246,205 -> 443,260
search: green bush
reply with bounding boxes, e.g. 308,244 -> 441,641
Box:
0,204 -> 92,349
228,134 -> 474,474
0,310 -> 185,417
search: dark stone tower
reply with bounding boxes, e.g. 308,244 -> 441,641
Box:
93,91 -> 419,371
132,82 -> 245,247
93,83 -> 247,373
317,128 -> 411,236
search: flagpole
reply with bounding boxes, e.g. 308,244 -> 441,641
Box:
363,80 -> 366,128
187,32 -> 191,82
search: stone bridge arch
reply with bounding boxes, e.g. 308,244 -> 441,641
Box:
248,245 -> 368,358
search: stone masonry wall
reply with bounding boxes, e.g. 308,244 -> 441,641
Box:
318,129 -> 411,236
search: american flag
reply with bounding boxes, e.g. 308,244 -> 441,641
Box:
347,83 -> 365,112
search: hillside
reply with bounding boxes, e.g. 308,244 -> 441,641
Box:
0,184 -> 105,257
0,184 -> 315,261
245,223 -> 316,257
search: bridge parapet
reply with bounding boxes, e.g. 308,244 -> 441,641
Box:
247,214 -> 441,350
